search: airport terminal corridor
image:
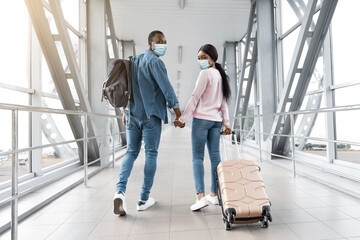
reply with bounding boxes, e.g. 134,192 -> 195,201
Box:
1,127 -> 360,240
1,0 -> 360,239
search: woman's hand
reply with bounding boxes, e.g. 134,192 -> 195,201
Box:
174,119 -> 185,128
223,125 -> 232,135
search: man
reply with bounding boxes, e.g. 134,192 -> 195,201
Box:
113,30 -> 181,216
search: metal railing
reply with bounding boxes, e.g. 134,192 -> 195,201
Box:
1,102 -> 360,238
234,104 -> 360,179
0,102 -> 126,239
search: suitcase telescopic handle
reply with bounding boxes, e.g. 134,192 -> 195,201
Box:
220,130 -> 241,160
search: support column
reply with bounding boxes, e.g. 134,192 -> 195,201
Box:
324,31 -> 337,163
257,0 -> 277,142
88,0 -> 109,166
30,27 -> 43,175
224,41 -> 237,126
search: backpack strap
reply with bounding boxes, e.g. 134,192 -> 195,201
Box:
124,56 -> 133,124
125,56 -> 133,101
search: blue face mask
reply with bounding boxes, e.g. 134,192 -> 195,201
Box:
153,44 -> 167,56
198,60 -> 210,70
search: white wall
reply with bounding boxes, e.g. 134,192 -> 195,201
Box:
110,0 -> 250,109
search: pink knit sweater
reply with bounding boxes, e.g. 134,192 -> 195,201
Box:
179,68 -> 229,126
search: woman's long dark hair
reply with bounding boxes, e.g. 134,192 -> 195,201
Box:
198,44 -> 231,102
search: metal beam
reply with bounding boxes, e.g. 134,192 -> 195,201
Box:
280,0 -> 324,153
271,0 -> 338,155
24,0 -> 100,163
257,0 -> 277,142
105,0 -> 119,59
49,0 -> 100,163
292,79 -> 323,151
274,0 -> 284,99
232,1 -> 257,137
240,38 -> 257,128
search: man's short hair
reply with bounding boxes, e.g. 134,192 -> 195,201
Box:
148,30 -> 164,43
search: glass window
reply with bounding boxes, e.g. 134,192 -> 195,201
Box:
69,30 -> 80,66
107,39 -> 115,59
281,0 -> 304,34
0,109 -> 30,184
244,84 -> 256,141
0,109 -> 12,159
0,2 -> 29,88
41,146 -> 63,169
331,0 -> 360,85
281,27 -> 300,79
335,109 -> 360,164
108,110 -> 122,146
40,98 -> 78,168
0,88 -> 29,105
61,0 -> 79,31
41,55 -> 58,95
298,112 -> 327,158
55,41 -> 69,73
44,7 -> 58,35
334,85 -> 360,107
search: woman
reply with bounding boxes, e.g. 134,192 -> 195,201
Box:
175,44 -> 232,211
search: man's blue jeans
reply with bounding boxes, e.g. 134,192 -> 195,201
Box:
191,117 -> 222,194
116,114 -> 162,201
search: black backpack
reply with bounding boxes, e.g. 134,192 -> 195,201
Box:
101,57 -> 133,108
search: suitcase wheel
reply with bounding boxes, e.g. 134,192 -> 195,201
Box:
224,220 -> 232,230
225,208 -> 236,224
261,215 -> 269,228
261,205 -> 272,228
227,212 -> 235,223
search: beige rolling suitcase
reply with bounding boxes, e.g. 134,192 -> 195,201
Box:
216,132 -> 272,230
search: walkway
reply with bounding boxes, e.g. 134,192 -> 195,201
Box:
1,127 -> 360,240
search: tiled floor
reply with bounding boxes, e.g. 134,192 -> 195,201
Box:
1,127 -> 360,240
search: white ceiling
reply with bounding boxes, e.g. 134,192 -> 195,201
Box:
110,0 -> 251,108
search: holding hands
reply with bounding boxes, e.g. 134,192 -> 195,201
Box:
174,119 -> 185,128
173,108 -> 185,128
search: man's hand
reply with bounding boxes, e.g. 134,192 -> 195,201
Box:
174,119 -> 185,128
122,111 -> 126,125
173,108 -> 182,120
172,108 -> 184,128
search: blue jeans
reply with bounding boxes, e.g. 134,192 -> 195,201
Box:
116,113 -> 162,201
191,117 -> 222,194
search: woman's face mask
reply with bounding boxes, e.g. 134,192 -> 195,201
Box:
198,59 -> 210,70
197,50 -> 213,70
153,43 -> 167,56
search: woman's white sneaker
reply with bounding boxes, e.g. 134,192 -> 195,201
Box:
205,194 -> 219,205
190,197 -> 209,211
137,197 -> 155,211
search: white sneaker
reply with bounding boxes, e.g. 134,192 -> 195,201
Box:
205,194 -> 219,205
190,197 -> 209,211
113,192 -> 127,216
137,197 -> 155,211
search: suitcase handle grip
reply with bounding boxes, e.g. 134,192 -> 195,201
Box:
220,130 -> 235,135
